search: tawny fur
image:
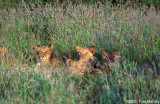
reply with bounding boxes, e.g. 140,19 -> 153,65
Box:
35,44 -> 62,72
0,47 -> 7,63
98,49 -> 120,73
67,45 -> 96,75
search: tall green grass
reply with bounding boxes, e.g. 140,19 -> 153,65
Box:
0,2 -> 160,103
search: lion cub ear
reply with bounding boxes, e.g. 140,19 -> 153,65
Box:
67,59 -> 74,67
102,50 -> 108,56
76,45 -> 82,52
88,46 -> 95,54
112,50 -> 118,56
36,45 -> 41,51
49,44 -> 53,50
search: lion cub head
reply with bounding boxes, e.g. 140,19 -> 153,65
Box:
36,44 -> 53,62
101,49 -> 119,67
76,45 -> 95,61
67,45 -> 96,75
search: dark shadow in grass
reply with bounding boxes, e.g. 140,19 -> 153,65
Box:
56,49 -> 79,63
93,52 -> 103,62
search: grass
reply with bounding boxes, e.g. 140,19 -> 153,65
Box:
0,1 -> 160,103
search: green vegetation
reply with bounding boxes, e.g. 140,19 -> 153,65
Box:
0,1 -> 160,103
0,0 -> 160,9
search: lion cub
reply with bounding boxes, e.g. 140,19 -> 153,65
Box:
67,45 -> 96,75
0,47 -> 7,63
35,44 -> 62,72
98,49 -> 119,73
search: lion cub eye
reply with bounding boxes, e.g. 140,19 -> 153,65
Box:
79,52 -> 82,55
